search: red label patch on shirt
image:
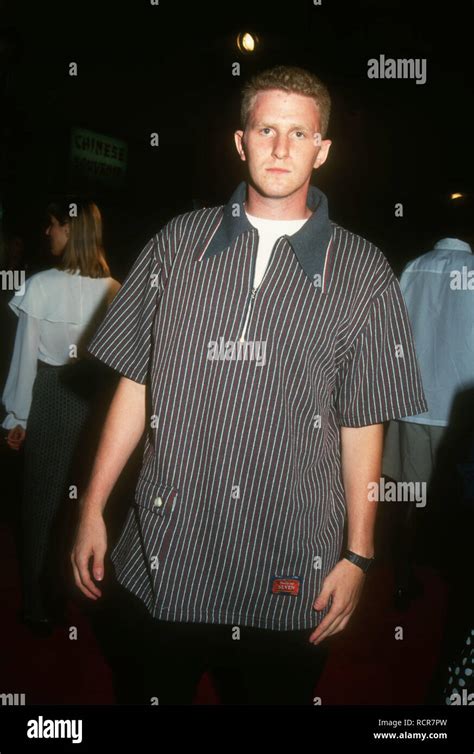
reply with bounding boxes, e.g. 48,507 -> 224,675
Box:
271,577 -> 301,596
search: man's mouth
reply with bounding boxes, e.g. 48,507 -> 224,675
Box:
266,168 -> 290,173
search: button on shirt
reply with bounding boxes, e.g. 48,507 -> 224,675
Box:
87,181 -> 428,631
396,238 -> 474,427
2,268 -> 120,429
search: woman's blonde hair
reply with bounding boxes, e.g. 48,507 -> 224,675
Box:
241,65 -> 331,139
47,198 -> 110,278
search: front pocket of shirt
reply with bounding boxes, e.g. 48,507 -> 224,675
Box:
133,476 -> 180,567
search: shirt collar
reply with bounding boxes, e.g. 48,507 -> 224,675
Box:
201,181 -> 333,284
434,238 -> 472,253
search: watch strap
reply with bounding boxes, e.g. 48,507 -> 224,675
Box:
343,549 -> 375,573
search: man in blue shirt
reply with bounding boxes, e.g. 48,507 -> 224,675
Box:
383,233 -> 474,608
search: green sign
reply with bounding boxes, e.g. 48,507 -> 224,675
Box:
70,128 -> 127,186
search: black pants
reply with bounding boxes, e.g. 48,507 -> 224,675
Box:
105,579 -> 329,705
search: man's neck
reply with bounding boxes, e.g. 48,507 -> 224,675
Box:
244,182 -> 313,221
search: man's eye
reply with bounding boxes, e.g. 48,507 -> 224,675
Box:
295,131 -> 305,138
260,128 -> 272,135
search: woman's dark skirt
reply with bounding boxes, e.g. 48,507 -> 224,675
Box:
20,359 -> 111,621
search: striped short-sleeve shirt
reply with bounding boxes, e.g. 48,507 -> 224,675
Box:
88,181 -> 428,630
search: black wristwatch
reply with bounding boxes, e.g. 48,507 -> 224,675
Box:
343,549 -> 375,573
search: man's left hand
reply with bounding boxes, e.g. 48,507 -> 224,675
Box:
309,558 -> 366,644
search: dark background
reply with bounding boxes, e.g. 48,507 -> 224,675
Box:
0,0 -> 473,278
0,2 -> 472,714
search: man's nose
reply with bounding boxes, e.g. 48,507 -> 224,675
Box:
272,136 -> 289,158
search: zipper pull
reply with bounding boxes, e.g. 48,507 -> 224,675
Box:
239,287 -> 257,343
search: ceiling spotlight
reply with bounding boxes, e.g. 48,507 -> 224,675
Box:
237,32 -> 258,53
450,193 -> 464,200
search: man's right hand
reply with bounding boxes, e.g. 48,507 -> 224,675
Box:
71,512 -> 108,600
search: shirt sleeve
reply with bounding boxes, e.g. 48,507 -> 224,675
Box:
1,310 -> 40,430
335,278 -> 428,427
86,234 -> 165,384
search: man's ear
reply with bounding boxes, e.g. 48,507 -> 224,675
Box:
234,130 -> 247,162
313,139 -> 332,170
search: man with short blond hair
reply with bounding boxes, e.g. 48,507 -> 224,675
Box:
72,65 -> 427,705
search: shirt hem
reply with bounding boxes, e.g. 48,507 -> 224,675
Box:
86,349 -> 147,384
149,605 -> 321,631
339,400 -> 429,427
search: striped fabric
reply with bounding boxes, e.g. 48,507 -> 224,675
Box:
88,181 -> 428,630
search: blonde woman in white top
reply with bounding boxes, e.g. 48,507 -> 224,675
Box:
1,199 -> 120,635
